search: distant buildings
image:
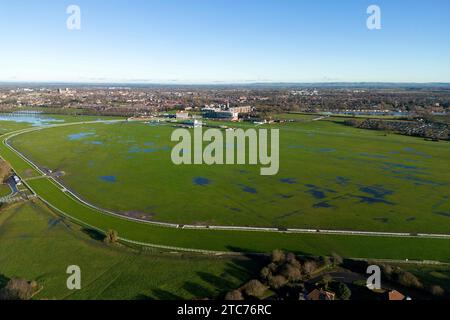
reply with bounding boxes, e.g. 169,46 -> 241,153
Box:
176,111 -> 190,120
306,289 -> 335,301
202,104 -> 253,121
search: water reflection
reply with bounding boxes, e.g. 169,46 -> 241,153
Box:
0,111 -> 64,126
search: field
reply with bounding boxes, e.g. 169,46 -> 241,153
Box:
8,118 -> 450,233
0,201 -> 259,300
0,115 -> 449,263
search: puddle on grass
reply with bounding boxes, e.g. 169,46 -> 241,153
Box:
193,177 -> 211,186
359,185 -> 394,199
280,178 -> 297,184
434,212 -> 450,218
313,201 -> 334,208
355,196 -> 394,205
238,184 -> 257,194
85,140 -> 103,145
0,111 -> 65,126
68,132 -> 95,141
403,147 -> 432,158
100,176 -> 117,183
288,145 -> 336,153
304,184 -> 335,200
128,145 -> 170,153
336,176 -> 350,186
373,217 -> 389,223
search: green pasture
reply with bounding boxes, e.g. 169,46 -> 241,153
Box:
0,201 -> 259,300
8,118 -> 450,233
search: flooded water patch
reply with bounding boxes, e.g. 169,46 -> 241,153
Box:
355,196 -> 394,205
434,212 -> 450,218
336,176 -> 350,186
313,201 -> 334,209
280,178 -> 297,184
0,111 -> 64,126
193,177 -> 211,186
305,184 -> 335,200
129,145 -> 170,153
100,176 -> 117,183
360,185 -> 394,199
373,217 -> 389,223
68,132 -> 95,141
238,184 -> 257,194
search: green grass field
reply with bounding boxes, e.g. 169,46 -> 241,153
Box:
0,201 -> 259,300
0,115 -> 449,263
0,184 -> 11,197
9,118 -> 450,233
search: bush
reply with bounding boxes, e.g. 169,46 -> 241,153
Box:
242,280 -> 267,298
331,253 -> 343,266
271,249 -> 285,264
302,261 -> 317,275
225,290 -> 244,301
322,274 -> 333,289
398,271 -> 422,289
268,275 -> 287,290
0,279 -> 37,300
260,267 -> 272,280
104,229 -> 119,244
267,262 -> 278,273
280,264 -> 302,282
0,160 -> 12,183
337,283 -> 352,300
430,285 -> 445,297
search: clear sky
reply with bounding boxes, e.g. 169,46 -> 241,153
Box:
0,0 -> 449,83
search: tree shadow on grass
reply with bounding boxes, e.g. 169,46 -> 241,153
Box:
182,281 -> 215,298
81,228 -> 105,242
147,289 -> 184,300
225,245 -> 312,258
0,274 -> 10,289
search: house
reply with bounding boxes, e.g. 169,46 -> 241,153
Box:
387,290 -> 406,301
306,289 -> 336,301
202,109 -> 239,121
176,111 -> 190,120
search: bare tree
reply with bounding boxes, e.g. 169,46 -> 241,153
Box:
268,275 -> 287,290
104,229 -> 119,244
430,285 -> 445,297
0,279 -> 38,300
225,290 -> 244,301
271,249 -> 285,264
242,280 -> 267,298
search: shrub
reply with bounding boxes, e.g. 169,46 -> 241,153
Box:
337,283 -> 352,300
430,285 -> 444,297
280,264 -> 302,282
0,279 -> 37,300
271,249 -> 285,264
242,280 -> 267,298
225,290 -> 244,301
260,267 -> 271,280
0,160 -> 12,183
322,274 -> 333,289
267,262 -> 278,273
268,275 -> 287,290
302,261 -> 317,275
398,271 -> 422,289
104,229 -> 119,244
331,253 -> 343,266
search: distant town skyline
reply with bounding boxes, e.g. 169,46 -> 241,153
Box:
0,0 -> 449,83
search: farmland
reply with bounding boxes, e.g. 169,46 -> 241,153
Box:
0,114 -> 447,263
0,201 -> 259,300
8,117 -> 450,234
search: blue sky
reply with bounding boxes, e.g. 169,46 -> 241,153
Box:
0,0 -> 449,83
